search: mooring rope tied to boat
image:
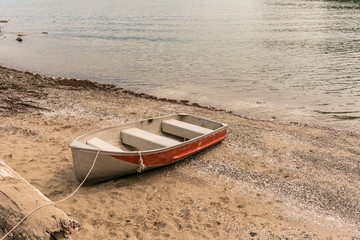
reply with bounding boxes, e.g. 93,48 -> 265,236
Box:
137,151 -> 146,173
0,149 -> 101,240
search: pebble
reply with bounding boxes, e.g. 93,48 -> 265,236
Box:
250,232 -> 258,237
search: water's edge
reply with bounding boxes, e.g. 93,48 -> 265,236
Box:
2,64 -> 359,134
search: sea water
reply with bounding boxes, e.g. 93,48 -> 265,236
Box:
0,0 -> 359,131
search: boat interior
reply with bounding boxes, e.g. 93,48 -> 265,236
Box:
77,114 -> 224,152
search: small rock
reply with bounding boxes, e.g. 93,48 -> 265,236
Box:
250,232 -> 257,237
16,37 -> 23,42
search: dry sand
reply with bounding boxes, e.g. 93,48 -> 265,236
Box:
0,66 -> 359,239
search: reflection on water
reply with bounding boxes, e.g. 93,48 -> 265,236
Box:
0,0 -> 359,129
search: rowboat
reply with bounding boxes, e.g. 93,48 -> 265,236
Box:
69,113 -> 228,184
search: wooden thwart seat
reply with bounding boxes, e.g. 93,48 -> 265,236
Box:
87,137 -> 124,152
161,119 -> 213,139
121,128 -> 180,150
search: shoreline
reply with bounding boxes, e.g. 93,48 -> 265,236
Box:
1,64 -> 358,135
1,65 -> 360,239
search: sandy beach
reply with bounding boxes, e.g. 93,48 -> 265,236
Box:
0,65 -> 359,239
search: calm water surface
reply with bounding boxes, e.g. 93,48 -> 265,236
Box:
1,0 -> 359,129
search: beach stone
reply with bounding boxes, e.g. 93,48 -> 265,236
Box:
16,37 -> 23,42
250,232 -> 258,237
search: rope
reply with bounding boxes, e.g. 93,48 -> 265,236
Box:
0,149 -> 101,240
137,151 -> 146,173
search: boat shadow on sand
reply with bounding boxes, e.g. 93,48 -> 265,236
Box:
43,150 -> 209,197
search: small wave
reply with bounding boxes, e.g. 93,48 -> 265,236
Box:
315,110 -> 359,115
315,111 -> 360,121
333,115 -> 360,120
58,33 -> 177,42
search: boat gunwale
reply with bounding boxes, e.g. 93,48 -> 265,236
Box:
69,113 -> 228,156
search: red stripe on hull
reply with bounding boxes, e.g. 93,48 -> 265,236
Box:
110,130 -> 227,166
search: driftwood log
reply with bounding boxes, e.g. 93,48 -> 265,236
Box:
0,160 -> 79,240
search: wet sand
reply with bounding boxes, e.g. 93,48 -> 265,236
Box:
0,66 -> 359,239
